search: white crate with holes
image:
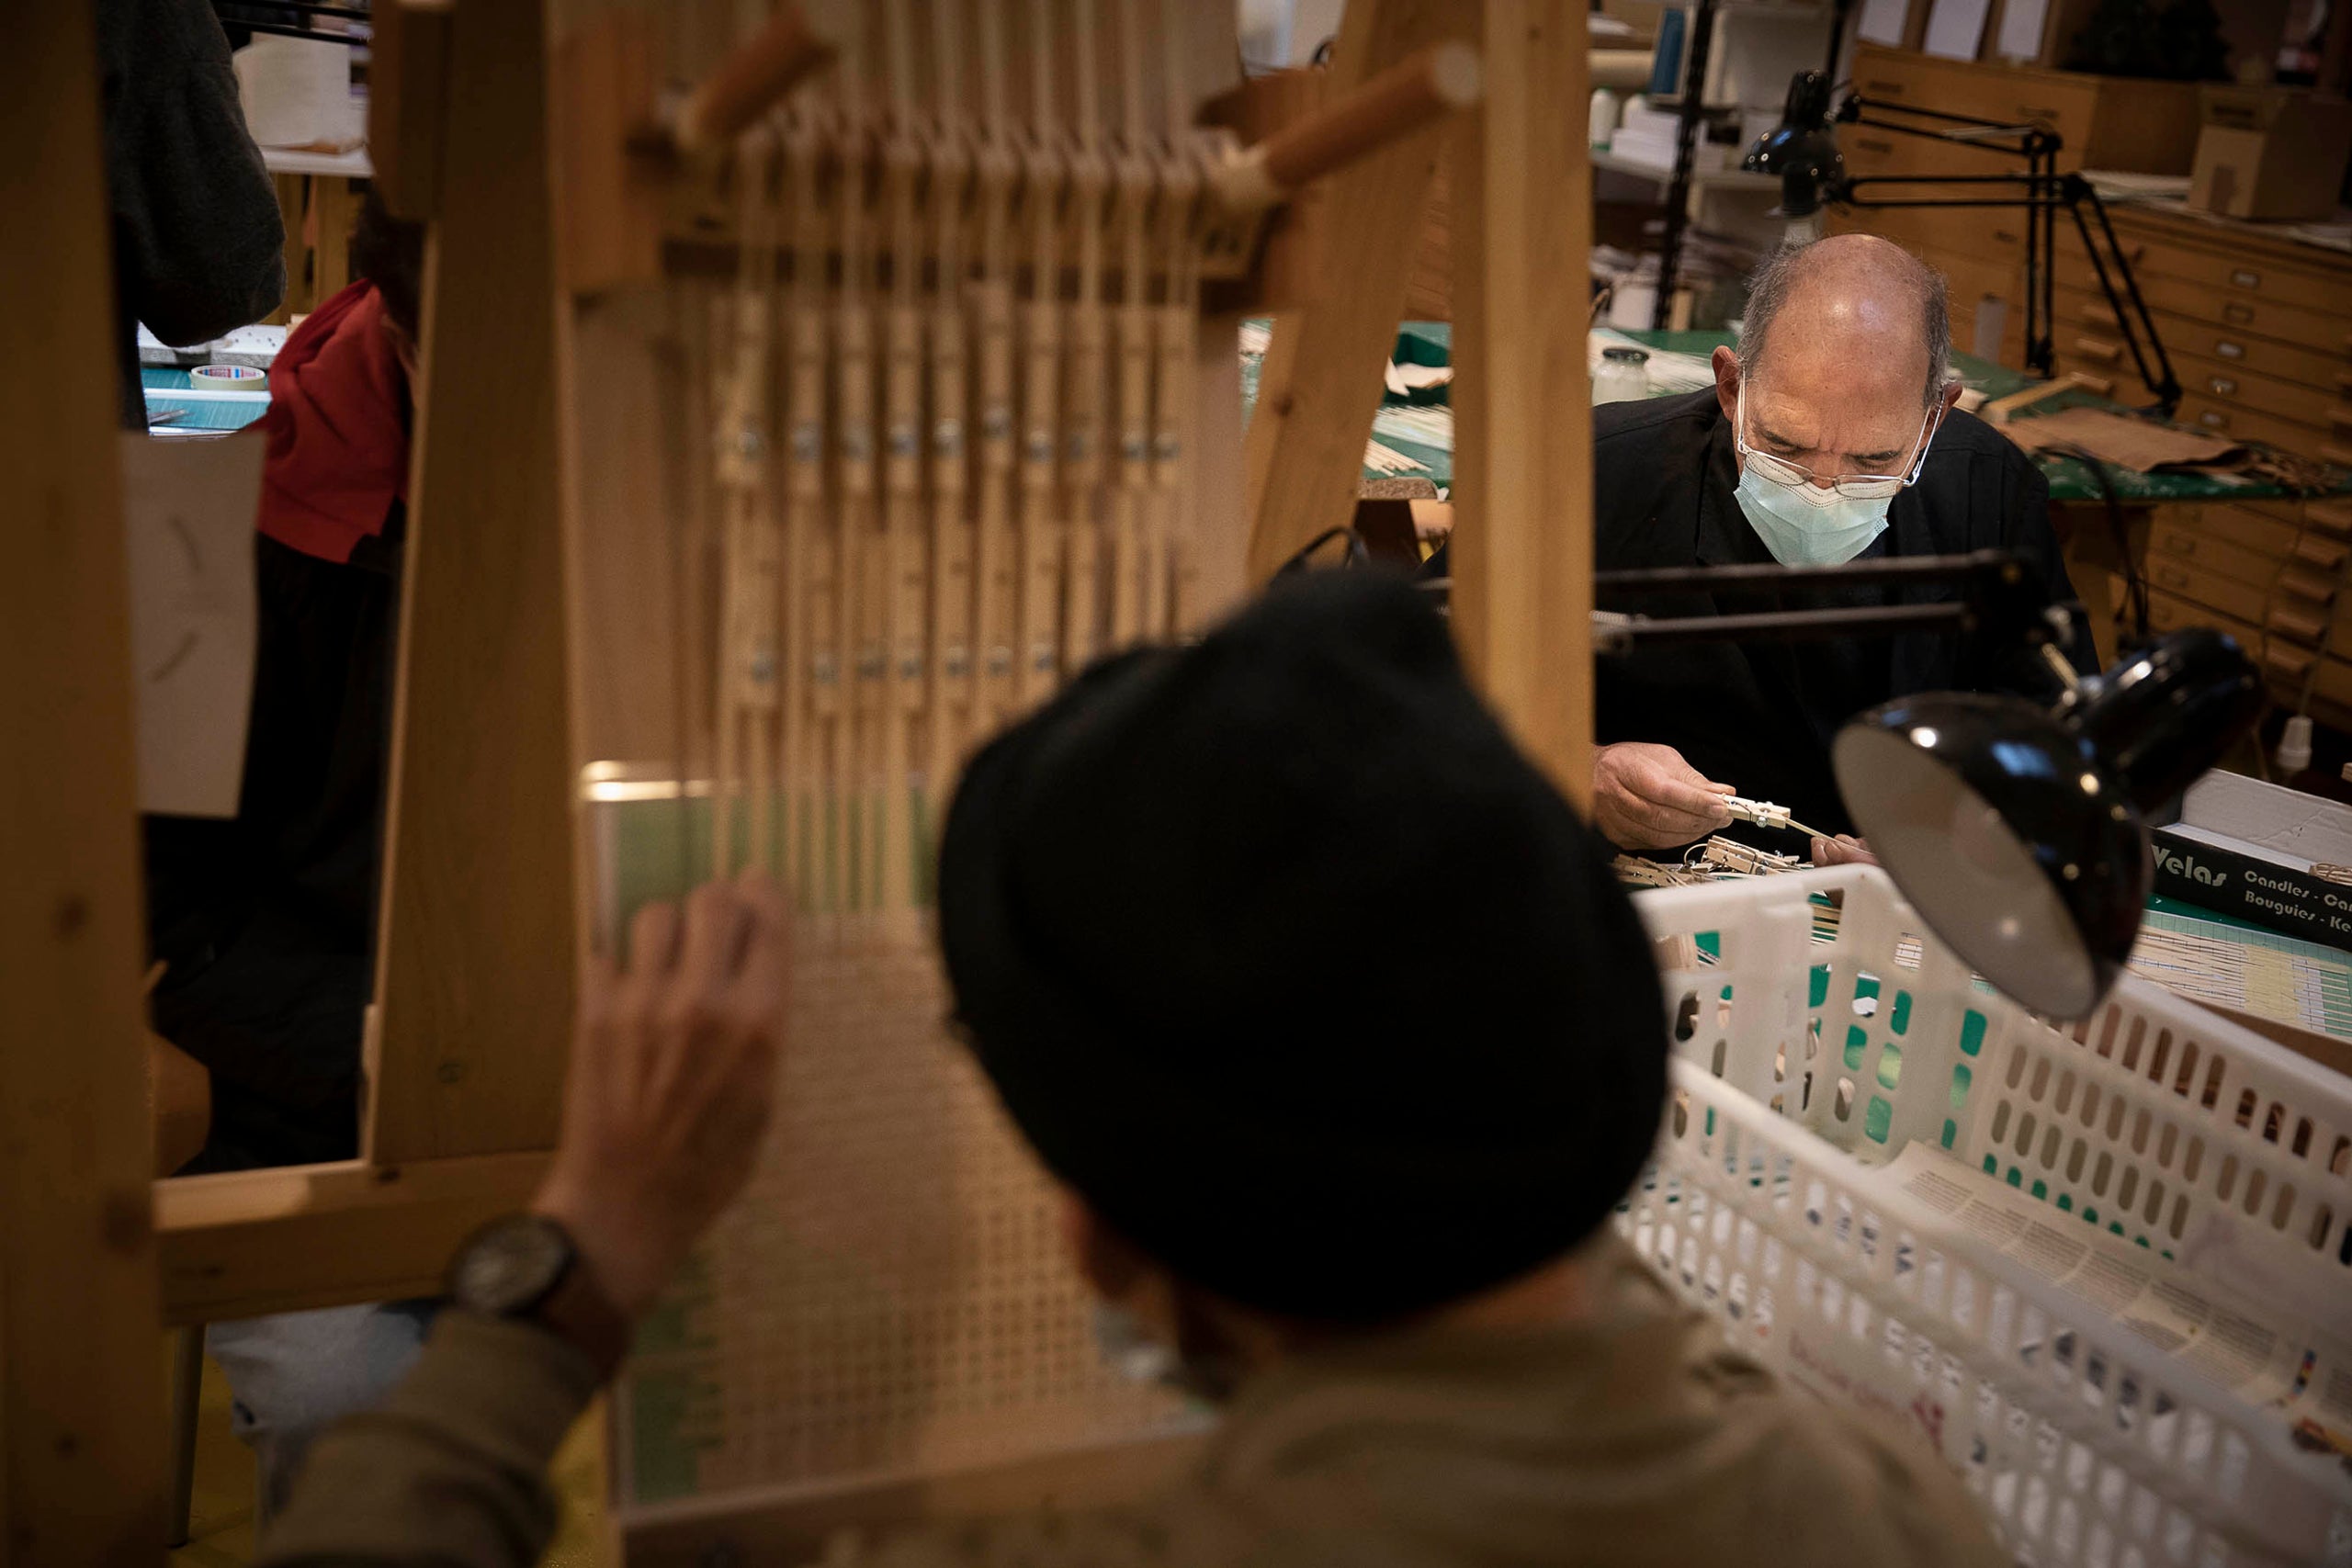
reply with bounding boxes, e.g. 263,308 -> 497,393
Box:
1624,865 -> 2352,1568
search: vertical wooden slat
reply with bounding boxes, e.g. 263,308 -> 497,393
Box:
1239,0 -> 1461,583
368,0 -> 576,1161
0,3 -> 169,1561
1447,0 -> 1592,805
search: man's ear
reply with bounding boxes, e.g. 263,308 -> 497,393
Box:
1939,378 -> 1963,414
1712,345 -> 1740,424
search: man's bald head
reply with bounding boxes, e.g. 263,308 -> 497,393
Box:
1736,235 -> 1951,409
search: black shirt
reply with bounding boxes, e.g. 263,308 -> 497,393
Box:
1590,389 -> 2089,840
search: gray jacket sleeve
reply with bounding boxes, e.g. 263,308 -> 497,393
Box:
255,1313 -> 599,1568
96,0 -> 286,348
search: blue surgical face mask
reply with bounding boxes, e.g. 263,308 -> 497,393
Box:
1734,465 -> 1894,567
1729,382 -> 1938,568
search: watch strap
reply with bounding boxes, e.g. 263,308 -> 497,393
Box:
529,1246 -> 634,1380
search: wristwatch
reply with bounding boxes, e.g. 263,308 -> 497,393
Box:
446,1213 -> 633,1378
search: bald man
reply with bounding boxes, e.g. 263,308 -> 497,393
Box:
1589,235 -> 2090,857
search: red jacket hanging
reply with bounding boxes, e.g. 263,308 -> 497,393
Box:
255,279 -> 410,562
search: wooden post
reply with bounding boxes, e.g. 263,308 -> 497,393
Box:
1446,0 -> 1592,805
0,3 -> 169,1560
368,0 -> 577,1162
1239,0 -> 1463,583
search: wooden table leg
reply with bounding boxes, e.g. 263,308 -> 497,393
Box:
2052,499 -> 2143,670
272,172 -> 308,322
312,175 -> 358,304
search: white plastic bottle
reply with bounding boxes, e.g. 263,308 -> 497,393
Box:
1589,88 -> 1621,149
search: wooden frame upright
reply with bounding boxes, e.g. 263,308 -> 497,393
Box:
0,2 -> 1595,1559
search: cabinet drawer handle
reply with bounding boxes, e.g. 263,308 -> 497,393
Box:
2077,302 -> 2120,328
2267,647 -> 2313,677
2294,536 -> 2348,568
2231,268 -> 2261,288
1863,78 -> 1906,96
2198,410 -> 2230,430
2269,604 -> 2327,638
2208,376 -> 2239,396
2157,534 -> 2197,556
2154,564 -> 2189,589
1854,136 -> 1895,155
2215,340 -> 2245,360
2072,335 -> 2122,364
2280,570 -> 2335,602
2014,103 -> 2064,122
2077,373 -> 2114,397
2310,502 -> 2352,535
2224,302 -> 2256,325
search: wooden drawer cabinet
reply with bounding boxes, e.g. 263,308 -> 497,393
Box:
2176,502 -> 2305,558
2055,291 -> 2352,394
2144,554 -> 2268,622
2056,225 -> 2352,321
1831,199 -> 2030,269
2308,499 -> 2352,536
2143,583 -> 2267,653
1849,47 -> 2199,174
2054,274 -> 2351,351
2168,351 -> 2349,429
2144,519 -> 2285,589
2174,392 -> 2335,461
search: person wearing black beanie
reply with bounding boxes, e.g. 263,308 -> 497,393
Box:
938,568 -> 1667,1327
256,570 -> 2007,1568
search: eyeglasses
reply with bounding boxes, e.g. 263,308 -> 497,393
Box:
1735,383 -> 1941,501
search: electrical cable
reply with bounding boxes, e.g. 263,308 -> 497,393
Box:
2044,439 -> 2147,649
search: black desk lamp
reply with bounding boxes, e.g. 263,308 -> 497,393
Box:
1743,71 -> 2183,416
1413,546 -> 2262,1019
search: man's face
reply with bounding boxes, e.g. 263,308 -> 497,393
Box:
1714,292 -> 1951,487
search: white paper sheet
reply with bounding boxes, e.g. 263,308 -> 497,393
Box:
1857,0 -> 1913,45
1922,0 -> 1993,60
1993,0 -> 2051,60
119,432 -> 262,818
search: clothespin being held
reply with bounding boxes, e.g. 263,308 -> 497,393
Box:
1722,794 -> 1828,840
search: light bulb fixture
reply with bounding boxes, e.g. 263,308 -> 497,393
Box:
1833,630 -> 2262,1019
1741,70 -> 1845,218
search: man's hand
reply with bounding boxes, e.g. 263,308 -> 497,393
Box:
1592,741 -> 1736,851
1811,835 -> 1880,867
533,877 -> 790,1322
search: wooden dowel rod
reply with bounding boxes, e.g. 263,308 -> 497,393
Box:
1211,41 -> 1482,213
673,6 -> 835,153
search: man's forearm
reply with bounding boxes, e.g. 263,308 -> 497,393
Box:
257,1311 -> 601,1568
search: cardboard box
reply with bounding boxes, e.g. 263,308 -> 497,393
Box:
2151,770 -> 2352,948
2147,770 -> 2352,1081
2188,87 -> 2352,221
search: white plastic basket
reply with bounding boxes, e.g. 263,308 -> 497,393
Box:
1625,866 -> 2352,1568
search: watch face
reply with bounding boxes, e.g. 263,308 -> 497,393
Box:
451,1215 -> 573,1317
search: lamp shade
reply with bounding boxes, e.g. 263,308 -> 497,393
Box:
1743,70 -> 1844,216
1832,631 -> 2261,1019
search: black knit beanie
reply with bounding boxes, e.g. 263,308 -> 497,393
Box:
937,570 -> 1668,1323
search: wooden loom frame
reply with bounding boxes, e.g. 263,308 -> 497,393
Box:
0,0 -> 1590,1558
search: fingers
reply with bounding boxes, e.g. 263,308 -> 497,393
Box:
623,900 -> 682,1002
1810,835 -> 1878,867
673,881 -> 755,1001
1640,771 -> 1739,823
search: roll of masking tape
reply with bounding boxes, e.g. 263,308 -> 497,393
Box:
191,364 -> 268,391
